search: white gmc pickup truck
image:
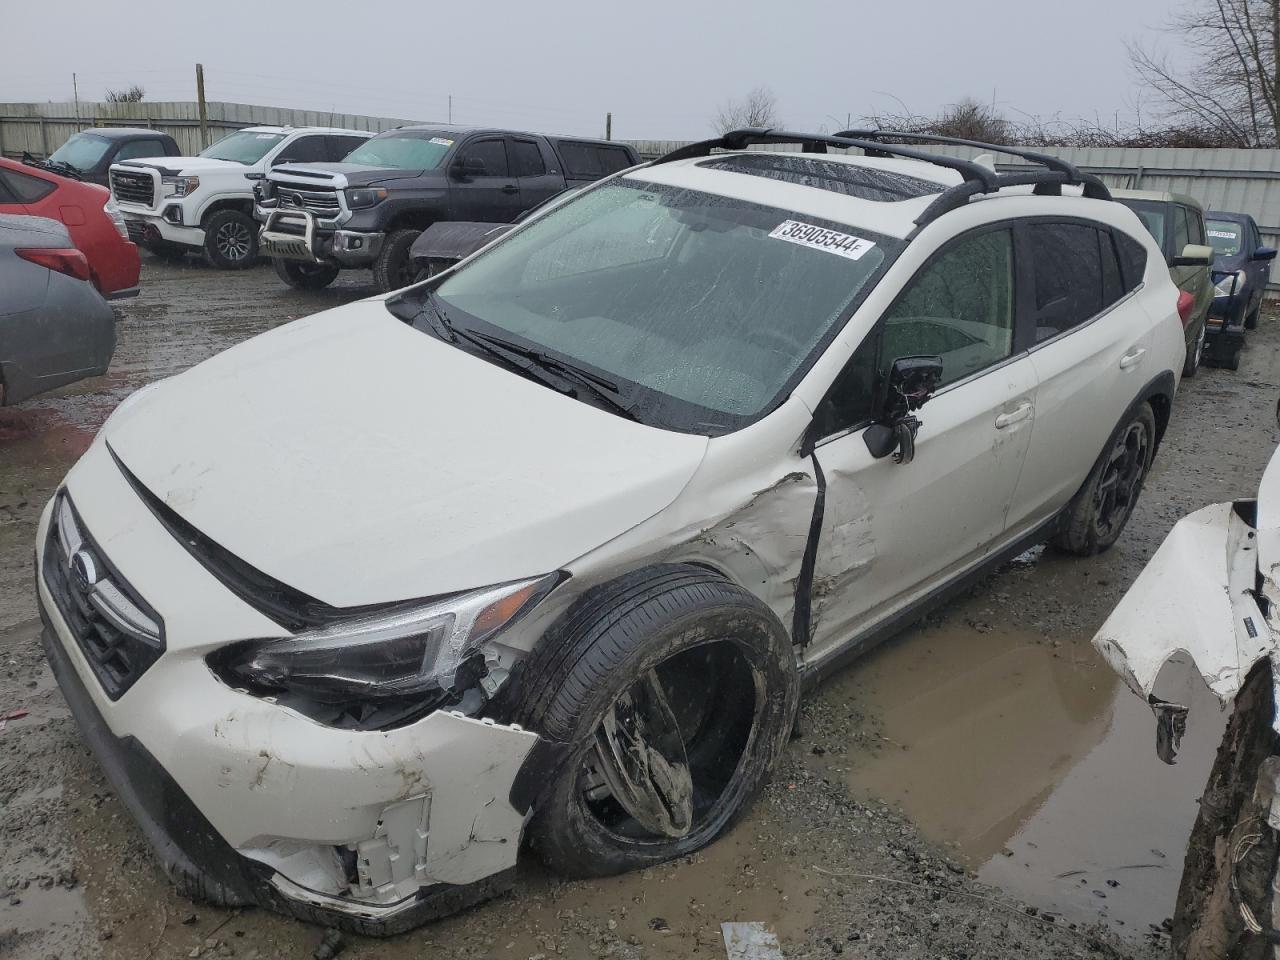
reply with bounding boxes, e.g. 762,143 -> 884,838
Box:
109,126 -> 371,268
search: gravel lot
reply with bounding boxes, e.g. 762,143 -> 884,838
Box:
2,256 -> 1278,960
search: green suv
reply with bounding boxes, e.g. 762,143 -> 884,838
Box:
1114,190 -> 1215,375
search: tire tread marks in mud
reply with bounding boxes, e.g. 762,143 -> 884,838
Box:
511,564 -> 798,877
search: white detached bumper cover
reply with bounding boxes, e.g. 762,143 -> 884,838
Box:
1092,450 -> 1280,760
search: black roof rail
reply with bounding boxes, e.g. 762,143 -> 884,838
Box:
652,128 -> 1111,229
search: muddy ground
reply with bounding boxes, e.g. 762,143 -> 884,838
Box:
2,256 -> 1278,960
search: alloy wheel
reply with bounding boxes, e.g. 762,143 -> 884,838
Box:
1093,421 -> 1151,540
577,641 -> 762,842
215,221 -> 252,261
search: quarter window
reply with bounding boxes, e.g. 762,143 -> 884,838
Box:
0,168 -> 56,203
880,228 -> 1015,387
1172,205 -> 1193,256
1115,231 -> 1148,290
1027,223 -> 1104,339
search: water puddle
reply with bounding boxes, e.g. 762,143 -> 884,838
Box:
824,619 -> 1226,935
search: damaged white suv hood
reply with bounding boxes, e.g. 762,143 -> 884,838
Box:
102,300 -> 709,608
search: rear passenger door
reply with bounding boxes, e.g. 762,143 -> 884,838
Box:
1009,222 -> 1151,530
509,137 -> 562,209
449,137 -> 520,222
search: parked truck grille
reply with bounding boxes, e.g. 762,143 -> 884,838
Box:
276,186 -> 341,218
110,170 -> 156,207
43,494 -> 165,700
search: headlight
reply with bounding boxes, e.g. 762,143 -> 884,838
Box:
162,175 -> 200,197
345,187 -> 388,209
1215,270 -> 1247,297
209,574 -> 557,712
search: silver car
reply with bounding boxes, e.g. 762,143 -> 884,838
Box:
0,214 -> 116,405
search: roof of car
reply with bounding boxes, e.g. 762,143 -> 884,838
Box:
379,125 -> 629,148
237,125 -> 373,137
1112,187 -> 1204,209
1207,209 -> 1250,222
73,127 -> 171,140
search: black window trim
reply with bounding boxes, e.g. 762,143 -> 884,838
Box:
1017,215 -> 1145,355
808,218 -> 1027,449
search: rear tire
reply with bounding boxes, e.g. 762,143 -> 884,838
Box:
513,565 -> 798,878
272,258 -> 340,290
1052,403 -> 1156,556
1222,340 -> 1243,371
203,210 -> 258,270
1183,322 -> 1205,377
372,228 -> 427,293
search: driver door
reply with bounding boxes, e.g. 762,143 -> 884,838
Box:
804,225 -> 1038,661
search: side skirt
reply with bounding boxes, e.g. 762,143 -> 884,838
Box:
798,513 -> 1061,691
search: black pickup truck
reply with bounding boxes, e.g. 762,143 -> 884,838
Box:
255,126 -> 639,292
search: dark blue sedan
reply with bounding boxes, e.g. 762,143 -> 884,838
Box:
1206,210 -> 1276,368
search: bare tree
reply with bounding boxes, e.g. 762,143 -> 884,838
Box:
1128,0 -> 1279,147
712,86 -> 780,134
104,84 -> 146,103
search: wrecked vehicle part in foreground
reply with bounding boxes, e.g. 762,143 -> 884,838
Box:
41,129 -> 1188,933
1092,445 -> 1280,957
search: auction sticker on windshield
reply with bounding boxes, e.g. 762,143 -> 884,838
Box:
769,220 -> 876,260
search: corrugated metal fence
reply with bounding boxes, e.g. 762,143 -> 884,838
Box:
7,102 -> 1280,287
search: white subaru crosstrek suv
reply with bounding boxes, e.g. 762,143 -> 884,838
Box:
39,129 -> 1186,934
108,126 -> 371,269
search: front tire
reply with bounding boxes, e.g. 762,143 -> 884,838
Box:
203,210 -> 258,270
1052,403 -> 1156,555
514,565 -> 798,878
272,258 -> 340,290
372,228 -> 427,293
146,241 -> 189,263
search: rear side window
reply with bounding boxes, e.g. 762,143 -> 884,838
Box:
0,168 -> 56,203
556,141 -> 635,178
1027,223 -> 1104,340
1100,231 -> 1124,305
114,139 -> 166,161
1115,231 -> 1148,289
510,139 -> 546,178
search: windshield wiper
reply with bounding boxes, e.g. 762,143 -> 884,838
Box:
39,159 -> 82,179
464,330 -> 642,423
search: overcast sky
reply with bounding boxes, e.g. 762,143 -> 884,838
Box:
3,0 -> 1181,141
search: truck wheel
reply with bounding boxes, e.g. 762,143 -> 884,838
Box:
372,229 -> 426,293
1052,403 -> 1156,556
203,210 -> 259,270
1222,340 -> 1243,371
513,565 -> 798,878
272,258 -> 340,291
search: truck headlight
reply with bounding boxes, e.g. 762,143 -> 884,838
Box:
345,187 -> 388,209
209,574 -> 557,706
162,175 -> 200,197
1215,270 -> 1247,298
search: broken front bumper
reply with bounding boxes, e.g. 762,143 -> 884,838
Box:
35,458 -> 541,934
1092,499 -> 1277,757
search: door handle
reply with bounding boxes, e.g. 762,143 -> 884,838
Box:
995,401 -> 1033,429
1119,347 -> 1146,369
501,184 -> 519,194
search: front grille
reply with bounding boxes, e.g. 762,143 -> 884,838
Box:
275,185 -> 341,218
111,170 -> 156,207
43,495 -> 165,700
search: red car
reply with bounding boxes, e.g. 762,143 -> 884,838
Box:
0,157 -> 141,299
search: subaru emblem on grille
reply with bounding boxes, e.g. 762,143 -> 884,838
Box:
70,549 -> 99,594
